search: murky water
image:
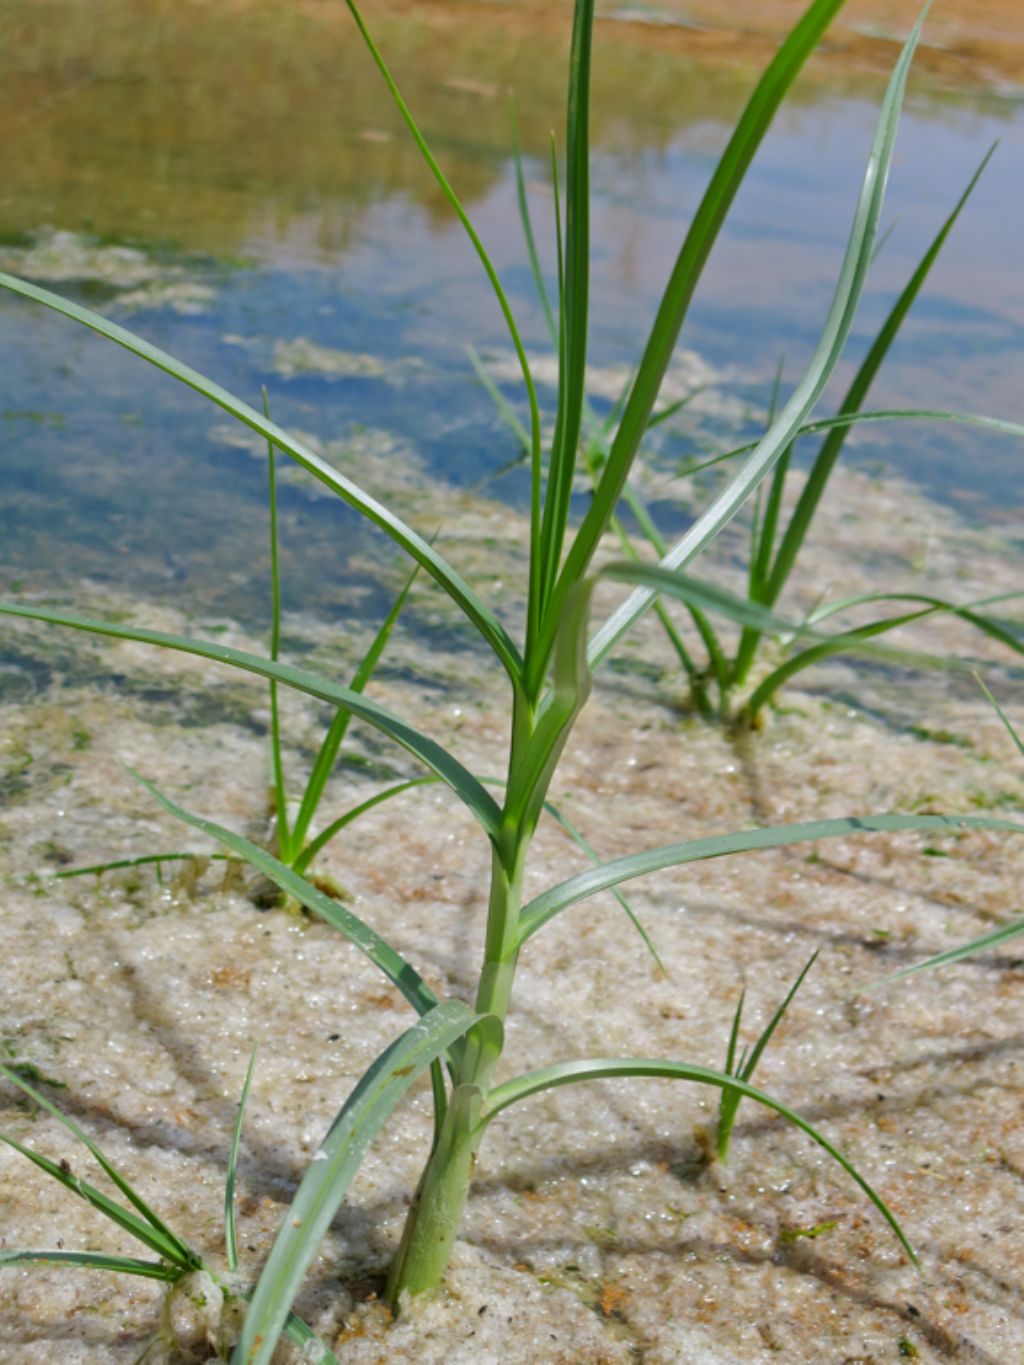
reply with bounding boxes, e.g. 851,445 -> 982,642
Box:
1,0 -> 1022,631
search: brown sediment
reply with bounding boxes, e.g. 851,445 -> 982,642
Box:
332,0 -> 1024,89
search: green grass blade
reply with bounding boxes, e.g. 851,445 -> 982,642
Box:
543,798 -> 667,976
342,0 -> 541,663
861,917 -> 1024,993
724,993 -> 745,1078
518,810 -> 1024,943
54,852 -> 228,880
0,1065 -> 196,1267
232,1001 -> 494,1365
263,388 -> 290,865
0,1250 -> 181,1282
646,388 -> 707,430
535,0 -> 849,689
599,562 -> 827,638
134,774 -> 441,1021
744,592 -> 1024,720
467,346 -> 533,456
975,673 -> 1024,758
0,1129 -> 190,1267
538,0 -> 594,609
291,556 -> 423,855
0,273 -> 523,687
674,404 -> 1024,485
292,777 -> 439,875
765,143 -> 996,605
586,6 -> 929,675
744,607 -> 941,719
281,1312 -> 341,1364
718,951 -> 819,1159
0,603 -> 502,841
511,106 -> 559,349
599,563 -> 1018,693
225,1049 -> 257,1275
740,950 -> 819,1085
804,588 -> 1023,627
482,1055 -> 917,1267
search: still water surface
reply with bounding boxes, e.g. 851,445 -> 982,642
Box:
1,0 -> 1022,631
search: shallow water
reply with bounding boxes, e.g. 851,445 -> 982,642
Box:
0,0 -> 1022,635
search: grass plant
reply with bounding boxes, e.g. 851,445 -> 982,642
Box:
477,141 -> 1024,722
2,1 -> 1024,1360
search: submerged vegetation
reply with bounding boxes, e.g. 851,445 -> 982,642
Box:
1,1 -> 1023,1360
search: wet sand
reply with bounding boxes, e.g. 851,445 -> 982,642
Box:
3,463 -> 1024,1362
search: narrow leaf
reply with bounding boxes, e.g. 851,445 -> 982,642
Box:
539,0 -> 594,606
482,1054 -> 917,1265
263,387 -> 290,864
0,1130 -> 188,1266
0,602 -> 502,841
861,917 -> 1024,992
587,7 -> 930,673
233,1001 -> 494,1365
134,775 -> 440,1021
518,810 -> 1024,942
0,1250 -> 180,1282
766,143 -> 997,604
0,272 -> 523,685
55,852 -> 227,880
0,1065 -> 195,1267
225,1049 -> 258,1274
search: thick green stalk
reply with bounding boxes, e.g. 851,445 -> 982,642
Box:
386,838 -> 529,1301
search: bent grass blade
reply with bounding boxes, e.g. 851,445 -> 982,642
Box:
0,271 -> 523,687
517,811 -> 1024,943
664,405 -> 1024,486
482,1053 -> 916,1266
0,601 -> 502,842
764,144 -> 997,607
0,1250 -> 181,1282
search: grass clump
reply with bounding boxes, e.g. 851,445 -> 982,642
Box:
1,1 -> 1023,1359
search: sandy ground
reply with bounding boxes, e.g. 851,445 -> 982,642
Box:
2,459 -> 1024,1362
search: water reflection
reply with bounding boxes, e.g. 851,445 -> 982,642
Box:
0,0 -> 1022,629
